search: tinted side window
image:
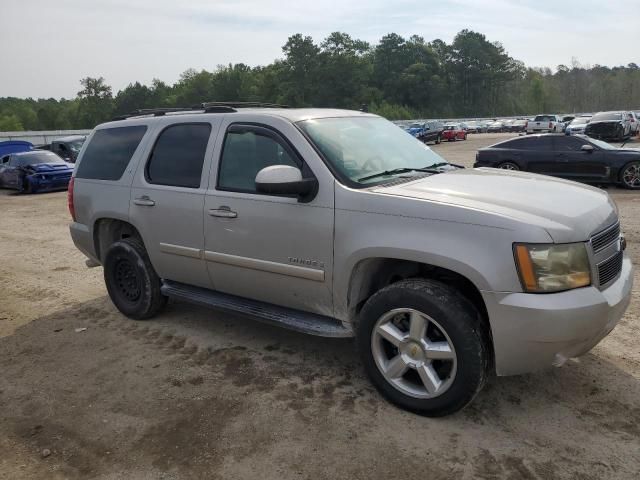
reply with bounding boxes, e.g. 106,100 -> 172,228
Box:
146,123 -> 211,188
501,138 -> 532,150
76,126 -> 147,180
218,129 -> 299,193
554,136 -> 588,151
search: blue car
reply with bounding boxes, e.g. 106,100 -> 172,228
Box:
0,151 -> 73,193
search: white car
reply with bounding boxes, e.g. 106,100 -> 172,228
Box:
526,114 -> 563,134
565,115 -> 592,135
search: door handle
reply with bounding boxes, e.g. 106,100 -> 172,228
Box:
134,195 -> 155,206
208,206 -> 237,218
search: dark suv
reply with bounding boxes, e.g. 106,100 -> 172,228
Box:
417,120 -> 444,144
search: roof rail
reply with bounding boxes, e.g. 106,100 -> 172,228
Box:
112,102 -> 289,121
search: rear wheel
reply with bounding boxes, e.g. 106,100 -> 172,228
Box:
621,162 -> 640,189
357,279 -> 489,416
497,161 -> 520,171
104,238 -> 167,319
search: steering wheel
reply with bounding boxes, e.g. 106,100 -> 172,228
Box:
361,156 -> 383,172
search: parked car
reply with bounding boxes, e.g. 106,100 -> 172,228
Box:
474,133 -> 640,188
0,150 -> 73,193
441,123 -> 466,141
526,114 -> 564,134
37,135 -> 86,163
486,121 -> 505,133
628,112 -> 639,135
465,121 -> 480,133
475,121 -> 489,133
418,120 -> 445,144
69,105 -> 631,417
565,115 -> 593,135
508,119 -> 528,133
0,140 -> 33,157
584,111 -> 632,141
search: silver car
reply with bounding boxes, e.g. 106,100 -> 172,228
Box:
69,104 -> 633,416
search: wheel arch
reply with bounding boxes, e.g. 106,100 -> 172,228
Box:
93,218 -> 145,263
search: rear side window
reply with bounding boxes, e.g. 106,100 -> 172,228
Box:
501,137 -> 553,150
146,123 -> 211,188
76,126 -> 147,180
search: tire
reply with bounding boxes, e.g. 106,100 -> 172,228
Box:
497,161 -> 520,171
103,237 -> 167,320
356,278 -> 489,417
620,161 -> 640,189
463,133 -> 467,140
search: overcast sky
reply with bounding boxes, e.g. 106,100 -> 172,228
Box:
1,0 -> 639,99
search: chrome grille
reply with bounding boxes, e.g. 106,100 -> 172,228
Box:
598,251 -> 623,286
591,222 -> 620,253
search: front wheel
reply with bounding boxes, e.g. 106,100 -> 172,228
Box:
357,279 -> 489,416
103,238 -> 167,319
621,162 -> 640,189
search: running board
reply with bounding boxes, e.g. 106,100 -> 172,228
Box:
160,280 -> 354,338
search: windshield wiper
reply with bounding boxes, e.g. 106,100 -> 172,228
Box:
358,165 -> 447,182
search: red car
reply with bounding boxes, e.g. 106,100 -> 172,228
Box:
441,124 -> 467,141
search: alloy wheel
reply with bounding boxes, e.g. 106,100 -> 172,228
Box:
371,308 -> 457,399
622,163 -> 640,188
499,162 -> 519,170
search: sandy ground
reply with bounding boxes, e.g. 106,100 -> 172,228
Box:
1,133 -> 639,479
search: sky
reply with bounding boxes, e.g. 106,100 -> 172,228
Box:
1,0 -> 639,99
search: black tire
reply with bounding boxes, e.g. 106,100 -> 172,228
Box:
103,237 -> 167,320
356,278 -> 489,417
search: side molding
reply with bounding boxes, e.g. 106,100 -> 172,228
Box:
204,250 -> 325,282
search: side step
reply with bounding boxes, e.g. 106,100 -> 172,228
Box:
160,280 -> 354,338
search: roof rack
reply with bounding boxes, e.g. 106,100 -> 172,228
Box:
112,102 -> 289,120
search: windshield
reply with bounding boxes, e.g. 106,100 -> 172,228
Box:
15,152 -> 66,166
586,137 -> 617,150
299,117 -> 449,186
69,140 -> 85,152
571,117 -> 591,125
592,112 -> 622,121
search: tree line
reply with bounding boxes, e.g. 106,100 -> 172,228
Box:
1,29 -> 639,131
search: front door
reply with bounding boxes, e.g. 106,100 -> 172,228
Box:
129,120 -> 221,289
204,120 -> 334,316
551,136 -> 608,182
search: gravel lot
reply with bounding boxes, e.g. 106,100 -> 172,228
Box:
1,133 -> 639,479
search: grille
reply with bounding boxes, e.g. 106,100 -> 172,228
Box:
591,222 -> 620,253
598,251 -> 623,286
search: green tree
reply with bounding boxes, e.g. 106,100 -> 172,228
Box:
76,77 -> 114,128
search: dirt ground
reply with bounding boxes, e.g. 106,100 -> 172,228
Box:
1,133 -> 639,479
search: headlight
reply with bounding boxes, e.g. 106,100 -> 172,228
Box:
514,243 -> 591,293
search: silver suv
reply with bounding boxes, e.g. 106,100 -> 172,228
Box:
69,104 -> 633,416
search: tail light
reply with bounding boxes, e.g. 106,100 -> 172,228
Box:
549,122 -> 553,128
68,177 -> 76,221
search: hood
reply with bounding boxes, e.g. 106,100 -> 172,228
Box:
27,162 -> 73,173
373,168 -> 617,243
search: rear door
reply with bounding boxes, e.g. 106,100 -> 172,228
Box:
129,119 -> 222,289
520,136 -> 557,174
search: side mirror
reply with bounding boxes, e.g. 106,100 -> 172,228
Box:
255,165 -> 317,200
581,144 -> 595,153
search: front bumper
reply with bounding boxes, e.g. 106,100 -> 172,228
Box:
27,175 -> 71,192
482,254 -> 633,376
